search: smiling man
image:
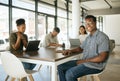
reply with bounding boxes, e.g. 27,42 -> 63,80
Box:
57,15 -> 110,81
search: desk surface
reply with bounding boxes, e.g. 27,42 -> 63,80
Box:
10,47 -> 79,62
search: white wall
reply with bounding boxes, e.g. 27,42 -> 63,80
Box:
104,14 -> 120,45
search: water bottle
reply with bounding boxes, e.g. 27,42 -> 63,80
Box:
62,43 -> 65,50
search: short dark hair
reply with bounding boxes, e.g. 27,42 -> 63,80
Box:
16,18 -> 25,26
85,15 -> 96,22
54,27 -> 60,33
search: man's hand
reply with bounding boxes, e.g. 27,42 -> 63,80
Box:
76,60 -> 87,65
62,50 -> 72,55
54,43 -> 62,47
58,44 -> 63,47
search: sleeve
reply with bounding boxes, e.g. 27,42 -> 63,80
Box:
98,35 -> 110,53
55,36 -> 59,44
45,35 -> 50,47
9,33 -> 17,45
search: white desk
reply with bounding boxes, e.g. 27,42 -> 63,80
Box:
10,47 -> 81,81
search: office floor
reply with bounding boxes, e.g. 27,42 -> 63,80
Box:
0,46 -> 120,81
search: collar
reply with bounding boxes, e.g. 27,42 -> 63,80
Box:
89,29 -> 99,37
50,32 -> 54,38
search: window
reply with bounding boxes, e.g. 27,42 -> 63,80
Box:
37,14 -> 46,40
12,8 -> 35,40
68,19 -> 72,38
58,17 -> 67,43
97,16 -> 103,31
58,8 -> 67,18
47,16 -> 55,33
0,0 -> 72,48
69,12 -> 72,19
40,0 -> 54,5
38,3 -> 55,15
0,0 -> 8,4
12,0 -> 35,10
0,6 -> 9,39
58,0 -> 66,9
0,6 -> 9,51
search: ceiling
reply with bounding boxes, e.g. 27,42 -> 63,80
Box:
38,0 -> 120,10
80,0 -> 120,10
36,0 -> 120,15
63,0 -> 120,15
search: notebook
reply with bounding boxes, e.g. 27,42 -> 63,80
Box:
69,38 -> 81,48
25,40 -> 40,51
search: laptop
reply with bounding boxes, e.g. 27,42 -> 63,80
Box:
25,40 -> 40,51
69,38 -> 81,48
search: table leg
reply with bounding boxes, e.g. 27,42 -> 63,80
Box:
51,64 -> 58,81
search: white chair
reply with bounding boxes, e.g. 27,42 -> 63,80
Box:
0,52 -> 37,81
109,39 -> 115,54
77,72 -> 102,81
90,73 -> 101,81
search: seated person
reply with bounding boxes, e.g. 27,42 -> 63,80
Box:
78,25 -> 88,44
9,18 -> 36,70
42,27 -> 62,47
57,15 -> 110,81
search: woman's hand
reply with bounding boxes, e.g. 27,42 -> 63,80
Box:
17,32 -> 22,39
17,32 -> 26,40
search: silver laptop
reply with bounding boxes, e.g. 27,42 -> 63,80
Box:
69,39 -> 81,48
26,40 -> 40,51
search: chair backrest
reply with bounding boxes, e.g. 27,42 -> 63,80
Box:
109,39 -> 115,53
0,52 -> 27,78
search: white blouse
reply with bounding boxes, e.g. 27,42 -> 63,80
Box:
79,34 -> 88,44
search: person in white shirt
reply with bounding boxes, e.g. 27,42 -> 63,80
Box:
78,25 -> 88,44
42,27 -> 62,47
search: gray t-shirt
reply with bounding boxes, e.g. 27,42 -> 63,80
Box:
42,33 -> 58,47
80,30 -> 110,70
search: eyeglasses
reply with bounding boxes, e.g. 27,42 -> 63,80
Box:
85,22 -> 94,26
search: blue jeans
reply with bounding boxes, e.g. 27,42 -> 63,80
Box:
57,60 -> 103,81
22,62 -> 36,70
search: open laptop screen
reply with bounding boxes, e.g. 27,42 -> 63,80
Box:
26,40 -> 40,51
69,39 -> 81,47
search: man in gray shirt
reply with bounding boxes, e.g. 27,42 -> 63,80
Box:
43,27 -> 62,47
57,15 -> 110,81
